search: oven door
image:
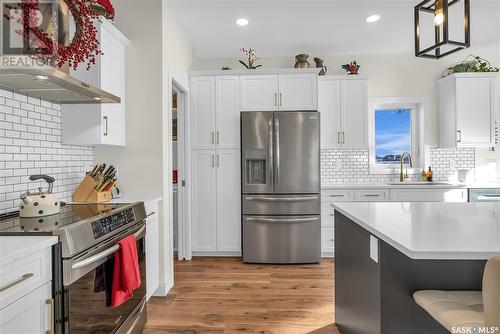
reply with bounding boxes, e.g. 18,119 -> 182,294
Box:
62,222 -> 147,334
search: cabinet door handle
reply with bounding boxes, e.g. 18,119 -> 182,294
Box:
216,131 -> 220,145
216,154 -> 219,167
457,130 -> 462,143
0,273 -> 33,292
337,132 -> 341,144
274,93 -> 278,107
364,194 -> 381,197
45,298 -> 54,334
103,116 -> 108,136
211,155 -> 215,167
211,131 -> 215,144
342,132 -> 345,144
279,92 -> 283,107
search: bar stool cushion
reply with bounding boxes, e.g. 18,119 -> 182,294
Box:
413,290 -> 484,332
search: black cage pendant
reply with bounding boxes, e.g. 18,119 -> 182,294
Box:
414,0 -> 470,59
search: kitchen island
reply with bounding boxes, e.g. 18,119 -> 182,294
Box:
333,202 -> 500,334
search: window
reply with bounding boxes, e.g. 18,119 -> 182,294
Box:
375,108 -> 412,164
368,98 -> 426,175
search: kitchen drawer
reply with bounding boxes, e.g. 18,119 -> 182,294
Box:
321,227 -> 335,257
355,189 -> 389,201
0,247 -> 51,310
143,200 -> 159,217
321,190 -> 355,202
389,188 -> 468,202
243,194 -> 320,215
321,203 -> 335,227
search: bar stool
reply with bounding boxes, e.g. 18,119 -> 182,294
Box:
413,256 -> 500,332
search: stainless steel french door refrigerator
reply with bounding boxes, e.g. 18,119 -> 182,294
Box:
241,111 -> 321,264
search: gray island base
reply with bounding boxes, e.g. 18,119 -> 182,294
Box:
333,202 -> 500,334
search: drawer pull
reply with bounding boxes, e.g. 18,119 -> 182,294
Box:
329,194 -> 345,198
46,298 -> 54,334
364,194 -> 381,197
0,273 -> 34,292
330,238 -> 334,241
329,213 -> 334,216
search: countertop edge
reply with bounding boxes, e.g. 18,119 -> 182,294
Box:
322,183 -> 499,190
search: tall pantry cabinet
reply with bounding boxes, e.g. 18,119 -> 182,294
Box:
190,76 -> 241,255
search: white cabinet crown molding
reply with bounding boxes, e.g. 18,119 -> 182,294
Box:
189,68 -> 321,76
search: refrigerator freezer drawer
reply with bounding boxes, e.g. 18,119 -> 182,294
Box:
242,194 -> 320,215
243,215 -> 321,264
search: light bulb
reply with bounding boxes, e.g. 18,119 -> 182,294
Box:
433,11 -> 444,26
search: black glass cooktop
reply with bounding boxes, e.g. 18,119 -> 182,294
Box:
0,203 -> 132,234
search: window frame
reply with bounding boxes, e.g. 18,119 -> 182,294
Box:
368,97 -> 427,175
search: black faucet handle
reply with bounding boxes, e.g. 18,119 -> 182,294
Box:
29,174 -> 56,184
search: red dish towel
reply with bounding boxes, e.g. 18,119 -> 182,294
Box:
111,235 -> 141,307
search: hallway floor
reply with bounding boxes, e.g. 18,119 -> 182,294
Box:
144,257 -> 338,333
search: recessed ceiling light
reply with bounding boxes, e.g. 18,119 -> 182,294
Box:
236,18 -> 249,26
366,14 -> 381,23
35,75 -> 49,80
93,97 -> 102,101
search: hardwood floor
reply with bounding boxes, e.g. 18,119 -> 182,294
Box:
145,257 -> 339,334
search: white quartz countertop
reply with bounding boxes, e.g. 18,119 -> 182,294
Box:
0,236 -> 58,267
68,196 -> 162,205
322,182 -> 500,190
332,202 -> 500,260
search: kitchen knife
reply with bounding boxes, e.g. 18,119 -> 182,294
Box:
89,164 -> 99,177
103,165 -> 114,178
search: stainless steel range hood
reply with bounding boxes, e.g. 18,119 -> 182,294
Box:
0,63 -> 120,104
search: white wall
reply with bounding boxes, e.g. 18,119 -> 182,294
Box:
93,0 -> 194,295
195,50 -> 500,178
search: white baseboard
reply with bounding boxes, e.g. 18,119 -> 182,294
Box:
153,281 -> 172,297
191,251 -> 242,257
321,253 -> 335,258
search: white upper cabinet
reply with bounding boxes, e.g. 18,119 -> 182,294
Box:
191,76 -> 217,150
318,77 -> 368,149
240,73 -> 317,111
278,74 -> 317,110
62,19 -> 129,146
439,73 -> 497,148
191,75 -> 240,149
240,75 -> 279,111
216,76 -> 241,149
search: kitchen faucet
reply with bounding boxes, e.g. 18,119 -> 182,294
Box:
399,152 -> 413,182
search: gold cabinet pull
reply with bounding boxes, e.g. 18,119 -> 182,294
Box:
45,299 -> 54,334
0,273 -> 33,292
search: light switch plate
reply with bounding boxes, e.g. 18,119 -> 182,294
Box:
370,235 -> 379,263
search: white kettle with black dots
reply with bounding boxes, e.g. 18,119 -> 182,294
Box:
19,175 -> 61,217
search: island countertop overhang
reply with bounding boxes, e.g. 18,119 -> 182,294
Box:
332,202 -> 500,260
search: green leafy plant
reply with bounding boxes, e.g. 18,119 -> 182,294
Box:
442,55 -> 499,77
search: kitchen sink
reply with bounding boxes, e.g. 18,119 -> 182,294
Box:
387,182 -> 453,186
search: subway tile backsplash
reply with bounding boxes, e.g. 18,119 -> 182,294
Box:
0,89 -> 93,214
321,148 -> 475,185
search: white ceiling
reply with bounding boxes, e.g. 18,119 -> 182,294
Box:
167,0 -> 500,58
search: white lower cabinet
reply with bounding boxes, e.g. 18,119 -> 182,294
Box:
389,188 -> 468,202
146,210 -> 159,300
191,150 -> 241,255
0,282 -> 52,334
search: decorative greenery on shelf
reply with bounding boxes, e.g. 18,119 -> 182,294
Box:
442,55 -> 499,78
239,46 -> 262,69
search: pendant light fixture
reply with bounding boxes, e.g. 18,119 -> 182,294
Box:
414,0 -> 470,59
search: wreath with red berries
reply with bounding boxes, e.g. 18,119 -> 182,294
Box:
4,0 -> 115,70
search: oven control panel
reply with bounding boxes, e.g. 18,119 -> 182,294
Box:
91,208 -> 135,239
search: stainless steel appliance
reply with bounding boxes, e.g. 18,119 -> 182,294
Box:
241,111 -> 321,264
0,202 -> 147,334
469,188 -> 500,202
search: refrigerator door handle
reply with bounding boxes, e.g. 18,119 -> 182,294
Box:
274,117 -> 280,189
245,196 -> 319,202
245,217 -> 319,223
268,118 -> 273,188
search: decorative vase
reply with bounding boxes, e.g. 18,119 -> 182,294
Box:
314,57 -> 327,76
294,54 -> 310,68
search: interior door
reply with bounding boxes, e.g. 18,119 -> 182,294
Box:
456,77 -> 494,146
340,80 -> 367,149
274,112 -> 320,194
191,150 -> 217,251
318,79 -> 342,149
278,74 -> 317,110
241,112 -> 274,194
216,150 -> 241,252
240,75 -> 278,111
216,76 -> 240,149
191,76 -> 216,150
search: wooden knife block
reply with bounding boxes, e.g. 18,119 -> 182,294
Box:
72,175 -> 112,203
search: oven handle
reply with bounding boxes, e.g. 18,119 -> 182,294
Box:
71,225 -> 145,270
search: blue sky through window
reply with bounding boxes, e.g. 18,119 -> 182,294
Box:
375,109 -> 411,164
